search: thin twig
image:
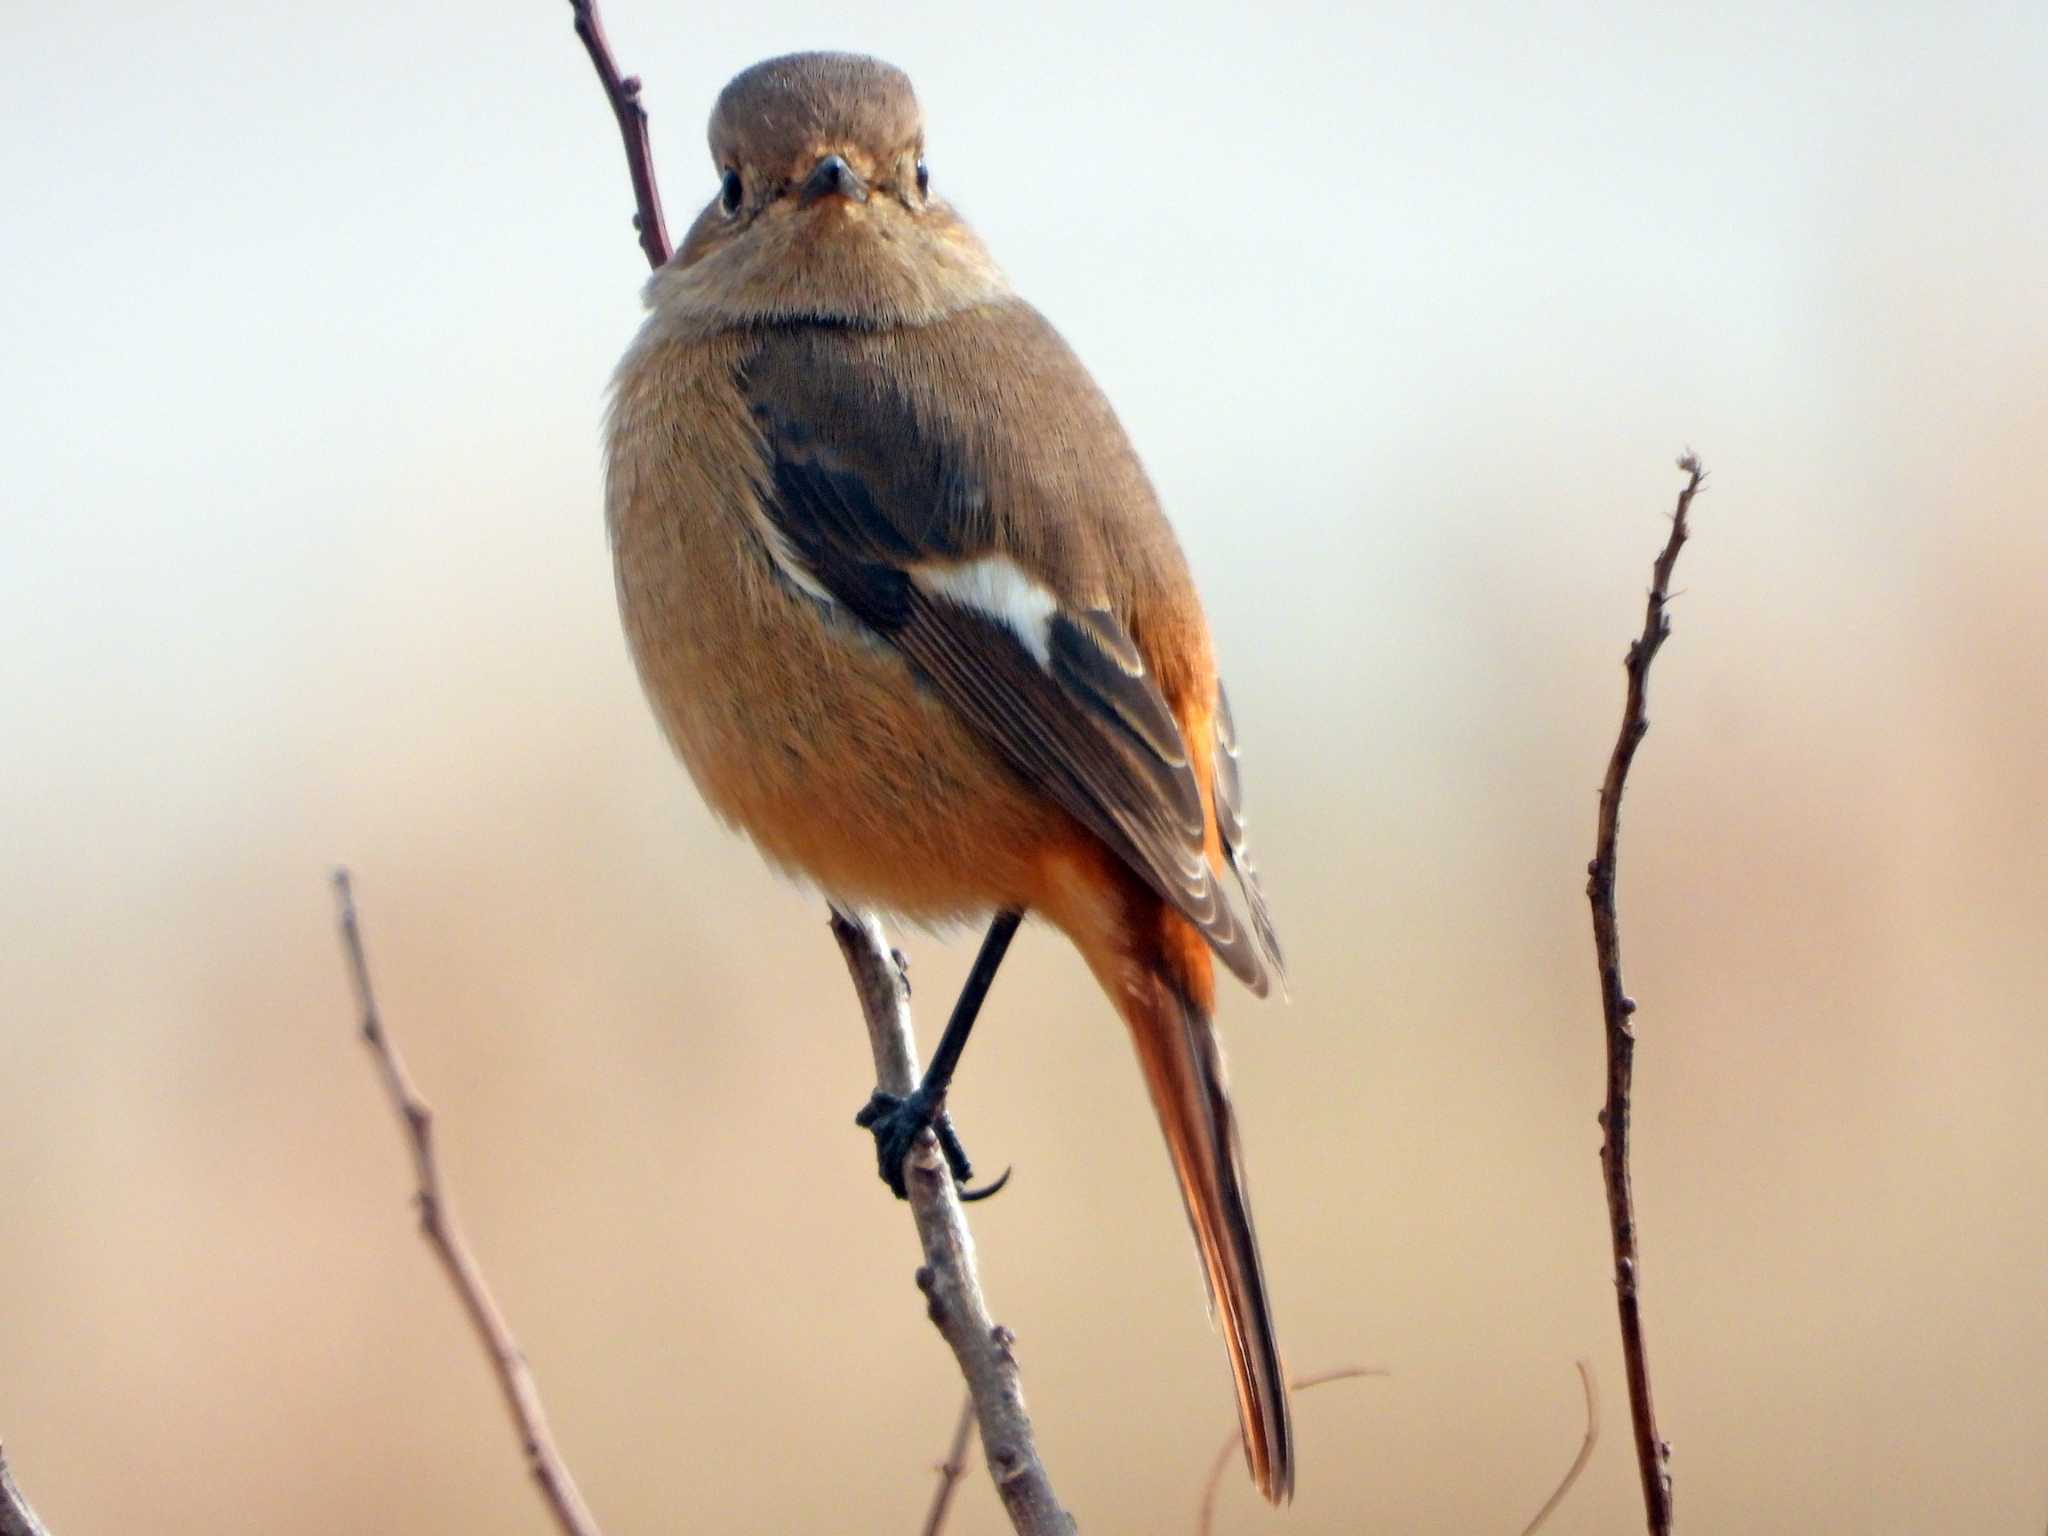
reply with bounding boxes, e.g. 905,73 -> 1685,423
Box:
332,870 -> 605,1536
1194,1366 -> 1386,1536
1586,454 -> 1706,1535
0,1446 -> 54,1536
829,910 -> 1076,1536
920,1393 -> 978,1536
567,0 -> 672,269
1518,1360 -> 1600,1536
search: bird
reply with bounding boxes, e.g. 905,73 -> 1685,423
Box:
604,51 -> 1293,1501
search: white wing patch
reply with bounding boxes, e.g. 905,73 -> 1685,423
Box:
912,557 -> 1058,666
749,502 -> 836,606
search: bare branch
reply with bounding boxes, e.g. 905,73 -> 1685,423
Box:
1194,1366 -> 1386,1536
567,0 -> 671,269
920,1394 -> 978,1536
1585,454 -> 1707,1535
1518,1360 -> 1601,1536
0,1446 -> 54,1536
332,870 -> 605,1536
829,910 -> 1077,1536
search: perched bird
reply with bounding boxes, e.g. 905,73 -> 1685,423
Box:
605,51 -> 1293,1500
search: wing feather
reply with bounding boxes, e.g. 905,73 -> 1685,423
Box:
1213,682 -> 1285,981
741,322 -> 1270,992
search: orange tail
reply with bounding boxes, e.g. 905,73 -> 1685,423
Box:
1121,902 -> 1294,1502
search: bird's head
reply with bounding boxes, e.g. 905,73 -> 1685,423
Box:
658,53 -> 1007,329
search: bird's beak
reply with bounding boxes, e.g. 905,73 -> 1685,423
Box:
798,153 -> 870,208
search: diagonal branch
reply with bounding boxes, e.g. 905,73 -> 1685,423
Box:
919,1393 -> 978,1536
1585,454 -> 1707,1536
567,0 -> 672,270
332,870 -> 605,1536
0,1445 -> 54,1536
830,911 -> 1076,1536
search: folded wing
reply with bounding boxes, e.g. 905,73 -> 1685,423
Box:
741,323 -> 1273,993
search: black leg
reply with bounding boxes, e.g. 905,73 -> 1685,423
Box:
856,909 -> 1022,1200
924,909 -> 1021,1096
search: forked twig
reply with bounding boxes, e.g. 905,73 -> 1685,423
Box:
1586,454 -> 1707,1535
1194,1366 -> 1386,1535
567,0 -> 672,269
920,1393 -> 978,1536
1518,1360 -> 1600,1536
332,870 -> 604,1536
831,911 -> 1076,1536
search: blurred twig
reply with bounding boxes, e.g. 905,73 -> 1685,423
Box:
1194,1366 -> 1386,1535
0,1445 -> 54,1536
920,1394 -> 977,1536
567,0 -> 671,269
1586,454 -> 1706,1535
1518,1360 -> 1600,1536
831,911 -> 1076,1536
332,870 -> 605,1536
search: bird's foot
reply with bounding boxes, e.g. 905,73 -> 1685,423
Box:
854,1085 -> 1010,1202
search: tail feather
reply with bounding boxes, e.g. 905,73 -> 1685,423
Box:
1123,919 -> 1294,1503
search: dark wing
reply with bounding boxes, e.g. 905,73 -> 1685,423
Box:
740,323 -> 1268,994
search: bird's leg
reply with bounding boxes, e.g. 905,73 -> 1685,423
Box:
857,909 -> 1022,1202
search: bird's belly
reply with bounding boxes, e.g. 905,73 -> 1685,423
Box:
614,510 -> 1054,922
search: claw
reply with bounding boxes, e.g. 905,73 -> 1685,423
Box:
854,1086 -> 1008,1203
959,1166 -> 1013,1202
929,1107 -> 974,1183
852,1091 -> 900,1128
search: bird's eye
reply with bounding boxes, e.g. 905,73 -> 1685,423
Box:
915,158 -> 930,197
719,168 -> 743,216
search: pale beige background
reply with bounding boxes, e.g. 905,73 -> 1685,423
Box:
3,1 -> 2045,1531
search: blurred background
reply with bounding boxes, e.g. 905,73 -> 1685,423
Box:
4,1 -> 2045,1531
